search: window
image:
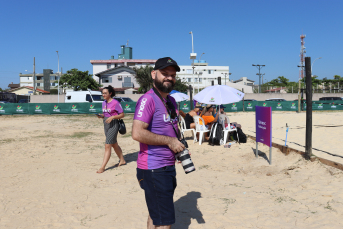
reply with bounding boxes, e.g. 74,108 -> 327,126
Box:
102,77 -> 112,83
118,76 -> 122,81
194,78 -> 198,82
122,98 -> 134,102
199,78 -> 202,83
50,83 -> 56,86
86,94 -> 92,102
186,69 -> 192,74
208,70 -> 214,74
92,95 -> 104,101
36,83 -> 40,86
86,94 -> 104,102
114,97 -> 122,102
188,78 -> 192,82
107,64 -> 111,69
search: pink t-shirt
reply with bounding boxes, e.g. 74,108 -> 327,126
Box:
133,89 -> 179,170
102,99 -> 123,117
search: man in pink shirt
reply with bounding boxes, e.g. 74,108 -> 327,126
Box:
132,57 -> 185,228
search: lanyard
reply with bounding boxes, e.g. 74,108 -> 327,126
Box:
152,87 -> 182,140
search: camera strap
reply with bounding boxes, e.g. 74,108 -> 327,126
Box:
152,87 -> 184,140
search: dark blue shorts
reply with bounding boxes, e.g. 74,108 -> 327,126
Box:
137,165 -> 177,226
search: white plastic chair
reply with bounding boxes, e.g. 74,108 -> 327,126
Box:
218,114 -> 238,144
179,116 -> 197,143
193,115 -> 210,145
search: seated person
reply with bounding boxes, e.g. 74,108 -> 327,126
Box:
213,105 -> 242,130
200,104 -> 219,140
179,110 -> 187,119
184,102 -> 203,129
213,105 -> 225,117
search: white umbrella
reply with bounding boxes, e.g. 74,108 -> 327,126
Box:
170,92 -> 189,102
193,85 -> 244,105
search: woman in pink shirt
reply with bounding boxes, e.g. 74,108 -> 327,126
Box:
96,85 -> 126,173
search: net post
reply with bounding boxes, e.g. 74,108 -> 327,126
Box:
256,142 -> 258,158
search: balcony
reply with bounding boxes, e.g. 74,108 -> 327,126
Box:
122,82 -> 134,87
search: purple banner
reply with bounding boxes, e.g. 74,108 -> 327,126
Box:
255,106 -> 272,147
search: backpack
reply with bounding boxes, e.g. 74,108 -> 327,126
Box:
233,127 -> 247,143
208,122 -> 224,146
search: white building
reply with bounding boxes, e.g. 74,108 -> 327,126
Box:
19,69 -> 60,91
233,77 -> 255,86
177,61 -> 230,89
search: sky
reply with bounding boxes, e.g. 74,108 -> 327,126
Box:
1,0 -> 342,89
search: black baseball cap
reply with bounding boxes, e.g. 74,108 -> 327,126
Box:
154,57 -> 180,72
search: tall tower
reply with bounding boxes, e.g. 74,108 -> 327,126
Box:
299,34 -> 306,79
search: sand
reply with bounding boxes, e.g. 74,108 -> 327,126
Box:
1,113 -> 343,228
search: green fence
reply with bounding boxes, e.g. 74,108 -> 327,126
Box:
224,100 -> 343,112
0,101 -> 343,115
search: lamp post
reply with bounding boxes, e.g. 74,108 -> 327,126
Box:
189,31 -> 197,95
56,51 -> 60,103
252,64 -> 265,93
198,52 -> 205,93
198,71 -> 202,93
311,57 -> 322,77
221,72 -> 232,85
221,73 -> 227,85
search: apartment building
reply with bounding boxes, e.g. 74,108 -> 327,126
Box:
177,60 -> 230,89
19,69 -> 60,92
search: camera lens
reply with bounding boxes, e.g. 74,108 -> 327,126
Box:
178,149 -> 195,174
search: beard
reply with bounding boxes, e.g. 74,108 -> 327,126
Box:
154,77 -> 175,93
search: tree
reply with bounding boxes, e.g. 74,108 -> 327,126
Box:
278,76 -> 289,85
334,75 -> 341,80
0,87 -> 2,92
133,65 -> 153,93
174,77 -> 189,93
311,75 -> 321,86
269,78 -> 279,86
266,76 -> 289,87
50,89 -> 58,94
134,66 -> 189,94
59,69 -> 101,91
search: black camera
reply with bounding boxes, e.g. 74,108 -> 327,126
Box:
179,138 -> 188,149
